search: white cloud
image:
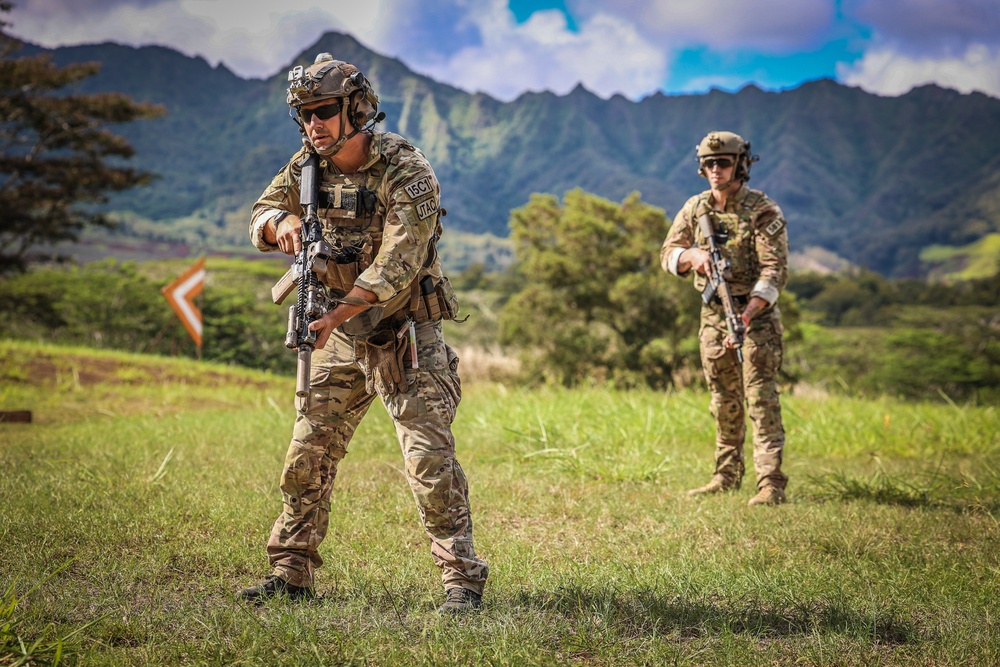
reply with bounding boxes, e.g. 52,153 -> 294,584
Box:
568,0 -> 834,51
399,1 -> 667,100
845,0 -> 1000,51
8,0 -> 393,79
10,0 -> 998,101
838,43 -> 1000,97
8,0 -> 666,99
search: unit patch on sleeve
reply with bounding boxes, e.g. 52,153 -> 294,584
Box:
415,196 -> 440,221
403,176 -> 434,201
764,217 -> 786,237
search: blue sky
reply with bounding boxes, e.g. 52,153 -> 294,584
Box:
9,0 -> 1000,100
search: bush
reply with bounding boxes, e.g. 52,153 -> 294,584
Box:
0,258 -> 292,373
499,190 -> 702,388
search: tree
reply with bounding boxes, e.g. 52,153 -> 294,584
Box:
0,4 -> 163,273
499,188 -> 702,388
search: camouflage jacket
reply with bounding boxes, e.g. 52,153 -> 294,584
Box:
660,184 -> 789,306
249,131 -> 447,308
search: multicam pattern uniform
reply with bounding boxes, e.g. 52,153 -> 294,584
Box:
661,184 -> 789,491
248,131 -> 488,594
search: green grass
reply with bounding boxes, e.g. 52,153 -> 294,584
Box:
2,341 -> 999,665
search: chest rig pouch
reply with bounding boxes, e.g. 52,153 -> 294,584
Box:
317,180 -> 380,292
693,195 -> 761,297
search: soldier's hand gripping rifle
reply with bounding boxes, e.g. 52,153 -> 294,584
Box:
270,153 -> 332,400
697,210 -> 746,363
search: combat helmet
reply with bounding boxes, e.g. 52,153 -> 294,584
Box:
696,130 -> 758,183
286,52 -> 383,155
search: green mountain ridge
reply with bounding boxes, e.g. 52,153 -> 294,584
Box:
36,31 -> 1000,278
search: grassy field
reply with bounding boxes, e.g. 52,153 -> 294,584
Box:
1,340 -> 999,666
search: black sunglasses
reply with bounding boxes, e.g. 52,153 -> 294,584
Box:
703,157 -> 735,170
299,101 -> 343,124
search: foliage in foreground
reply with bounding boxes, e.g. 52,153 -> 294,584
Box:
1,342 -> 999,665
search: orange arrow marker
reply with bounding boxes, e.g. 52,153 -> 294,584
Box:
162,257 -> 205,348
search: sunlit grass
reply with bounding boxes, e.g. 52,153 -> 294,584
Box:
1,342 -> 998,665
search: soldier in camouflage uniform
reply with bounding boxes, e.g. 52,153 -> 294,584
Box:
660,131 -> 789,506
237,53 -> 488,612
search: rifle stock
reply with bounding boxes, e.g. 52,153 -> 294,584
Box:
697,211 -> 747,363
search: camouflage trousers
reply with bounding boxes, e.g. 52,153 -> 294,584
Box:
699,304 -> 787,491
266,319 -> 488,595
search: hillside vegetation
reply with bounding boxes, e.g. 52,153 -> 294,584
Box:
40,32 -> 1000,278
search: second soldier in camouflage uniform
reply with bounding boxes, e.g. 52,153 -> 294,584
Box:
238,53 -> 488,612
661,131 -> 789,506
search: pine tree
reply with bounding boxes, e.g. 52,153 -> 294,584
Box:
0,2 -> 163,272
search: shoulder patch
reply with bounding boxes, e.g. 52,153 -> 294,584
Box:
415,195 -> 439,221
765,217 -> 786,237
403,175 -> 434,201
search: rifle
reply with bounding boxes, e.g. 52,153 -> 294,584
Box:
697,209 -> 746,363
270,152 -> 332,401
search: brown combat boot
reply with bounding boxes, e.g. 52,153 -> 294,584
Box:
236,575 -> 315,605
687,474 -> 738,496
748,486 -> 786,506
437,587 -> 483,614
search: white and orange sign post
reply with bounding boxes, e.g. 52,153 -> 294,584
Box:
162,257 -> 206,354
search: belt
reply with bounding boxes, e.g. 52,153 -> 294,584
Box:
711,293 -> 749,309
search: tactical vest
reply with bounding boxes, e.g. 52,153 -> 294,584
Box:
690,190 -> 766,298
313,142 -> 456,334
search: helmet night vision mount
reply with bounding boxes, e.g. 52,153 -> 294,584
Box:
286,52 -> 385,156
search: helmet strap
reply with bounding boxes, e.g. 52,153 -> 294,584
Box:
713,177 -> 735,193
313,108 -> 355,157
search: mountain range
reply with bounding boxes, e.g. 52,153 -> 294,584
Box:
36,31 -> 1000,278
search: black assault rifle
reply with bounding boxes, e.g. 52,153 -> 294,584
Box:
270,152 -> 331,400
697,210 -> 746,363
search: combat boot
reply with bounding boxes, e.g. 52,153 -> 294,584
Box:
236,575 -> 315,604
748,486 -> 786,506
437,587 -> 483,614
687,474 -> 739,496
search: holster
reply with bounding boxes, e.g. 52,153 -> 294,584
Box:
408,275 -> 460,323
355,327 -> 409,396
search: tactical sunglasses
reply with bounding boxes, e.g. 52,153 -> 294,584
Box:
703,157 -> 735,170
299,101 -> 343,124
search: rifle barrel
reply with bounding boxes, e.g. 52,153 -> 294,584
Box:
296,347 -> 312,397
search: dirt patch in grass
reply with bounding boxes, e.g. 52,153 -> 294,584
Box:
5,351 -> 272,390
11,355 -> 270,389
0,342 -> 288,424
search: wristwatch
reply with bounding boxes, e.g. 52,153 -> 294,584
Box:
272,210 -> 290,230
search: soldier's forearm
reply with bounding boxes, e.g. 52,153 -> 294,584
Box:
262,218 -> 277,245
676,248 -> 693,274
312,286 -> 378,331
742,295 -> 770,323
